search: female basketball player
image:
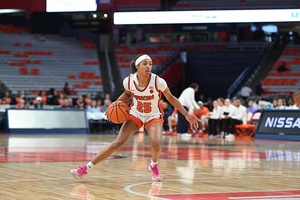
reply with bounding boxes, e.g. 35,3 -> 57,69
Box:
71,54 -> 200,181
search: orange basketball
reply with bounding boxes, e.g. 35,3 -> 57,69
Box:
106,101 -> 129,124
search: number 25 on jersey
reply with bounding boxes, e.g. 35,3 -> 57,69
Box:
137,101 -> 151,113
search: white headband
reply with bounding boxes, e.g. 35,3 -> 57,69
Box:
135,55 -> 151,66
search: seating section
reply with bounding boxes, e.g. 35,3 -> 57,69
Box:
262,44 -> 300,95
0,26 -> 102,95
173,0 -> 299,10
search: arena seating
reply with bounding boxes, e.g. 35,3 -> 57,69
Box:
0,29 -> 102,95
262,44 -> 300,95
173,0 -> 299,10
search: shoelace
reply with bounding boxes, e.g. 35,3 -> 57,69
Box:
77,166 -> 87,175
150,165 -> 159,176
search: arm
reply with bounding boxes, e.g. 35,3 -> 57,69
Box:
163,87 -> 201,129
116,90 -> 132,103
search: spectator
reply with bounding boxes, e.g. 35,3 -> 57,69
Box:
283,98 -> 287,107
253,95 -> 261,108
162,102 -> 173,131
49,89 -> 59,105
195,101 -> 210,134
87,100 -> 106,121
226,99 -> 247,139
1,99 -> 7,105
16,99 -> 25,109
34,97 -> 44,109
206,100 -> 222,137
57,93 -> 64,106
286,97 -> 299,109
247,99 -> 258,114
69,98 -> 74,107
240,83 -> 252,102
166,109 -> 178,135
3,91 -> 11,104
255,80 -> 265,96
63,83 -> 71,95
222,98 -> 236,138
39,33 -> 46,41
277,62 -> 289,72
32,94 -> 38,105
199,94 -> 205,102
105,93 -> 111,101
85,93 -> 92,107
206,97 -> 213,111
15,91 -> 23,104
61,99 -> 72,109
25,102 -> 30,109
97,99 -> 103,110
40,91 -> 47,105
275,99 -> 285,110
101,99 -> 111,113
259,102 -> 265,111
76,95 -> 84,107
272,98 -> 278,109
177,83 -> 200,135
95,92 -> 104,102
78,101 -> 85,109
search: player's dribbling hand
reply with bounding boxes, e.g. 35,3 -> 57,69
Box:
293,90 -> 300,107
186,114 -> 202,130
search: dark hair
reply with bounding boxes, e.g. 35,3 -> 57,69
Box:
130,54 -> 147,74
189,83 -> 199,89
218,97 -> 225,103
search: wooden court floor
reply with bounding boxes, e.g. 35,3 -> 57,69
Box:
0,133 -> 300,200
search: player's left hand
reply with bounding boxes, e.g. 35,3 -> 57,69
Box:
186,114 -> 202,130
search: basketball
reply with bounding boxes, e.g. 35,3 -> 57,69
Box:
106,101 -> 129,124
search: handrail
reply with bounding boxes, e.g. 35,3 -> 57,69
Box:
227,42 -> 270,98
105,47 -> 115,93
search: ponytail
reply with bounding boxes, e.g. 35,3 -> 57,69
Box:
130,54 -> 147,74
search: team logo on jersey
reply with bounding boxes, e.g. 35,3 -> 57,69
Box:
150,90 -> 153,93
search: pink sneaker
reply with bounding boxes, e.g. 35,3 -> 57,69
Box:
148,163 -> 163,181
71,165 -> 88,179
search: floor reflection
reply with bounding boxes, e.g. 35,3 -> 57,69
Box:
70,184 -> 95,200
148,182 -> 163,200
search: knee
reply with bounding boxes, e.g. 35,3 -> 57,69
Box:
111,139 -> 125,150
151,140 -> 161,151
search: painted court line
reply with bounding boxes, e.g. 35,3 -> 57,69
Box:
229,195 -> 300,199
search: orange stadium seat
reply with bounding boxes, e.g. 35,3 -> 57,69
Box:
235,112 -> 261,139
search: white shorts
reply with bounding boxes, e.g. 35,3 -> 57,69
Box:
128,109 -> 163,129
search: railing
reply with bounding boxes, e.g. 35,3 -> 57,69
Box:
105,47 -> 115,93
227,42 -> 271,98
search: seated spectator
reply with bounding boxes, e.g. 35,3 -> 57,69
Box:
15,91 -> 23,105
97,99 -> 103,110
105,93 -> 111,101
16,99 -> 25,109
95,92 -> 104,102
286,97 -> 299,109
166,109 -> 178,134
61,99 -> 73,109
195,101 -> 210,133
86,100 -> 106,121
101,99 -> 111,113
85,93 -> 92,107
253,95 -> 261,108
69,98 -> 74,107
58,93 -> 65,106
49,89 -> 59,105
247,99 -> 258,114
25,102 -> 30,109
277,62 -> 289,72
40,91 -> 47,105
206,97 -> 213,111
1,99 -> 7,105
217,97 -> 225,134
78,101 -> 85,109
34,97 -> 44,109
272,98 -> 278,109
3,91 -> 11,104
63,83 -> 71,95
32,94 -> 38,105
162,102 -> 173,131
206,100 -> 222,137
222,98 -> 236,138
275,99 -> 285,110
226,99 -> 247,139
76,95 -> 84,107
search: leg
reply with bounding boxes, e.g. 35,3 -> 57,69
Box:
91,120 -> 139,165
223,119 -> 230,135
208,119 -> 213,135
230,119 -> 242,134
211,119 -> 217,136
218,119 -> 223,133
146,122 -> 163,163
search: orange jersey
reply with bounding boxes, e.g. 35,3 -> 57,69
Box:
85,99 -> 92,106
15,97 -> 23,104
195,106 -> 210,118
58,99 -> 64,106
41,96 -> 47,104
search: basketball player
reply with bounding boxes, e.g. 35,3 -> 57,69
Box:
71,54 -> 200,181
